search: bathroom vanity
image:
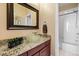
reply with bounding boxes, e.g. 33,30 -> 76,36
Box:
0,35 -> 51,56
19,40 -> 50,56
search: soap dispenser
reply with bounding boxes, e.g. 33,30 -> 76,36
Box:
42,21 -> 48,36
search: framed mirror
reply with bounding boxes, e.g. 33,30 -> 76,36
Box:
7,3 -> 39,30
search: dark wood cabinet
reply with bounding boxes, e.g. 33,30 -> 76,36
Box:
28,44 -> 42,56
33,52 -> 40,56
40,45 -> 50,56
19,40 -> 50,56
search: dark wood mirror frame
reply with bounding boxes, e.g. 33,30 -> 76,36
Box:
7,3 -> 39,30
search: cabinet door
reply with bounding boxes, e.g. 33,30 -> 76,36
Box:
40,45 -> 50,56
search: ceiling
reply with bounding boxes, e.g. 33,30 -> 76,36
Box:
59,3 -> 78,11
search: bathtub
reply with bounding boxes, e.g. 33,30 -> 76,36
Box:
62,42 -> 78,54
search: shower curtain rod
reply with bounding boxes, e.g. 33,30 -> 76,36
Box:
59,10 -> 78,16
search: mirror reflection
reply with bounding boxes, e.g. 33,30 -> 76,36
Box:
14,4 -> 37,26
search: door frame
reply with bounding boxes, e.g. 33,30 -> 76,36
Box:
55,3 -> 60,56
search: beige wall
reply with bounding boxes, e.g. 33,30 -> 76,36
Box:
59,3 -> 78,11
39,3 -> 56,55
0,3 -> 56,55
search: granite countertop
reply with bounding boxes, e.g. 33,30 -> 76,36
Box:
0,35 -> 51,56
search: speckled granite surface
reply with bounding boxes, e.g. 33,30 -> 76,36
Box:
0,35 -> 50,56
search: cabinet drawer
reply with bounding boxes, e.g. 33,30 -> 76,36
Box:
28,45 -> 42,56
28,40 -> 50,56
40,45 -> 50,56
33,52 -> 40,56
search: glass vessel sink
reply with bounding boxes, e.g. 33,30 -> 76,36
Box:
27,33 -> 41,43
